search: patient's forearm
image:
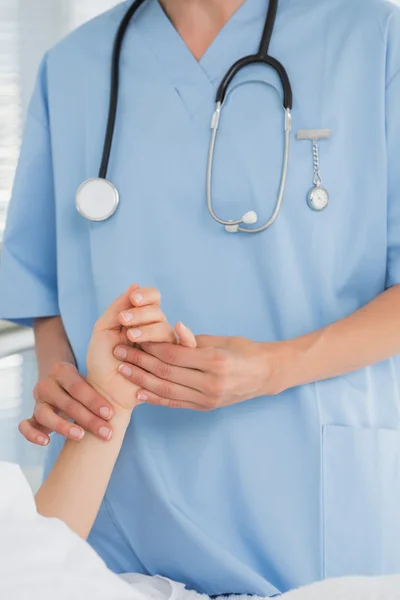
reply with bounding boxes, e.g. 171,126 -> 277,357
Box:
35,410 -> 131,539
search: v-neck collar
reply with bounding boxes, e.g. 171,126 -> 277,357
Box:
199,0 -> 275,83
124,0 -> 292,116
136,0 -> 211,87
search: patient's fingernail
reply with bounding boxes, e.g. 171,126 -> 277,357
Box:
114,347 -> 127,359
132,292 -> 143,305
100,407 -> 112,419
37,435 -> 48,446
70,427 -> 84,440
99,427 -> 112,441
121,311 -> 134,323
137,392 -> 149,401
180,322 -> 187,330
119,364 -> 132,377
129,329 -> 142,339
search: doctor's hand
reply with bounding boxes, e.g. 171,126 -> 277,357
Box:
19,285 -> 195,445
114,335 -> 284,411
86,286 -> 196,416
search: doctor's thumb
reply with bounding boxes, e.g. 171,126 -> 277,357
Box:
175,322 -> 197,348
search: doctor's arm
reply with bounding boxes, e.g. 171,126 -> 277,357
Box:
35,286 -> 195,539
273,283 -> 400,390
114,284 -> 400,410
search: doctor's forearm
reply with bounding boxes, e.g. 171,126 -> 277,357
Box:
279,284 -> 400,391
34,316 -> 76,378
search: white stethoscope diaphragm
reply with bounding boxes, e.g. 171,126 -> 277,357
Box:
76,178 -> 119,222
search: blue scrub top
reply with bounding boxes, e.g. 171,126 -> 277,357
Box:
2,0 -> 400,595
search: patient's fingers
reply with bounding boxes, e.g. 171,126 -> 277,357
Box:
97,285 -> 163,332
126,322 -> 177,344
119,305 -> 167,328
18,417 -> 51,447
130,287 -> 161,307
175,322 -> 197,348
95,283 -> 140,331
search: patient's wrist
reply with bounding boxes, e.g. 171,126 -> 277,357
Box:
109,408 -> 132,432
86,378 -> 134,425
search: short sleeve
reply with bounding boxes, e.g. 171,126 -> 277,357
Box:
0,55 -> 59,327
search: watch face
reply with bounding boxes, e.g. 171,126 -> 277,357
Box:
308,186 -> 329,211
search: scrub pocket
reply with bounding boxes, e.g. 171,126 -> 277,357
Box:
322,425 -> 400,578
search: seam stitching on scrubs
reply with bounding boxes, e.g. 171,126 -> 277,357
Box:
27,108 -> 49,133
317,5 -> 333,127
321,423 -> 326,580
134,27 -> 191,89
167,499 -> 281,597
314,381 -> 325,580
103,493 -> 141,562
134,24 -> 212,118
375,7 -> 388,45
383,10 -> 400,87
386,65 -> 400,91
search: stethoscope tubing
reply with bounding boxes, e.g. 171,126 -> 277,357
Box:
79,0 -> 294,233
99,0 -> 292,182
206,103 -> 292,233
99,0 -> 147,180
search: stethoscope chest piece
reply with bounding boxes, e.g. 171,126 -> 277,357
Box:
76,178 -> 119,221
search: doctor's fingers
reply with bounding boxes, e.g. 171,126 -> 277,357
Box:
49,362 -> 115,422
18,417 -> 52,447
134,391 -> 208,411
34,377 -> 114,441
115,346 -> 205,392
119,304 -> 167,328
125,322 -> 177,344
117,363 -> 206,408
32,401 -> 87,441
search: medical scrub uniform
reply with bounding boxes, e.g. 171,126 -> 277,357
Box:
1,0 -> 400,595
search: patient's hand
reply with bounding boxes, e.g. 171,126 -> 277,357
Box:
86,284 -> 196,414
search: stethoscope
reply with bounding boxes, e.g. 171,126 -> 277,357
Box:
76,0 -> 293,233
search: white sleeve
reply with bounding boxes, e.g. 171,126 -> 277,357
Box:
0,462 -> 137,600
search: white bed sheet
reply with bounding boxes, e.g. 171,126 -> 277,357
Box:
1,462 -> 400,600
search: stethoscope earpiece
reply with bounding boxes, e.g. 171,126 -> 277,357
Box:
242,211 -> 258,225
224,211 -> 258,233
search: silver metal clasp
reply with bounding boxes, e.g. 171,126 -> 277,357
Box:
210,102 -> 222,131
296,129 -> 331,141
285,109 -> 292,132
